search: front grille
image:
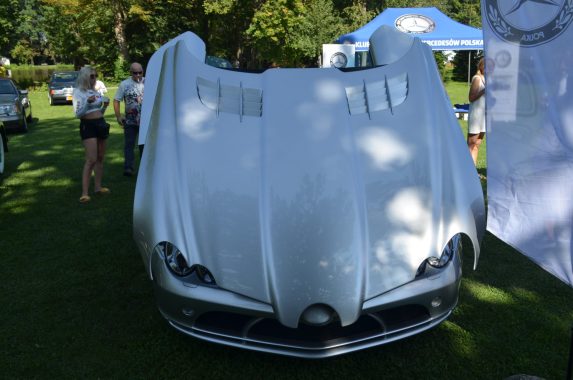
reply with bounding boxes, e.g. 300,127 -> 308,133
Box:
187,304 -> 431,352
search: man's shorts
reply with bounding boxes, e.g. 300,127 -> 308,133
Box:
79,118 -> 110,140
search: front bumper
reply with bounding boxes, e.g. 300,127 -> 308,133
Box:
0,115 -> 23,130
49,89 -> 73,103
150,250 -> 463,358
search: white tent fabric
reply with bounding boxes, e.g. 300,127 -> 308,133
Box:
482,0 -> 573,287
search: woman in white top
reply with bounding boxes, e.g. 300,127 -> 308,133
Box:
467,58 -> 486,166
72,67 -> 111,203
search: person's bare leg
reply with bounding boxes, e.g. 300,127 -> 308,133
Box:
94,139 -> 107,191
82,138 -> 98,197
467,132 -> 485,166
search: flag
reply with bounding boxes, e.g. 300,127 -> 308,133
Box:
482,0 -> 573,286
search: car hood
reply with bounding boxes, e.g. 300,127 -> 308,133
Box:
134,30 -> 485,328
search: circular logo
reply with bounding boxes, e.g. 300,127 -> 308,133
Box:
330,52 -> 348,68
485,0 -> 573,47
495,50 -> 512,68
395,14 -> 436,34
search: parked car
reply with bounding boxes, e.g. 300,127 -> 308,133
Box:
0,122 -> 7,174
48,71 -> 78,105
206,55 -> 233,69
0,78 -> 32,133
134,26 -> 486,358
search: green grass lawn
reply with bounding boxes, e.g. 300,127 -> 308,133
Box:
0,84 -> 571,379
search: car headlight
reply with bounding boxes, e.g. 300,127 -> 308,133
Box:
155,241 -> 192,276
0,104 -> 17,116
154,241 -> 218,285
416,234 -> 462,276
428,234 -> 461,268
194,264 -> 217,285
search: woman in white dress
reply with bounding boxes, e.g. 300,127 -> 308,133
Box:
467,58 -> 486,166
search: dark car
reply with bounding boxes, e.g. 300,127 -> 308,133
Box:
0,121 -> 7,174
206,55 -> 233,69
0,78 -> 32,133
48,71 -> 78,105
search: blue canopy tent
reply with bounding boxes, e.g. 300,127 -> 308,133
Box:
338,7 -> 483,72
339,7 -> 482,52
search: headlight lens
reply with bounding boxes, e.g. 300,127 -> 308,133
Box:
428,234 -> 462,268
154,242 -> 218,285
194,264 -> 217,285
155,241 -> 192,276
0,103 -> 17,116
417,234 -> 462,276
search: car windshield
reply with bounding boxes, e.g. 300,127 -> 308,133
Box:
52,73 -> 78,83
0,80 -> 16,95
206,56 -> 233,69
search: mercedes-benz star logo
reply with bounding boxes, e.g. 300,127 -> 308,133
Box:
330,52 -> 348,68
485,0 -> 572,47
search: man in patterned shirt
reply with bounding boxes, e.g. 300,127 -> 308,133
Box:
114,62 -> 145,176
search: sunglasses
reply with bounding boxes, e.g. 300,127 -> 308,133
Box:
131,71 -> 143,75
90,74 -> 98,79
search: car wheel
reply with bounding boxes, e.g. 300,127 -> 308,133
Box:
26,105 -> 33,123
0,132 -> 5,174
20,114 -> 28,133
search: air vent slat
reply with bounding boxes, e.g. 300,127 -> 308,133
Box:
197,76 -> 262,119
345,72 -> 408,116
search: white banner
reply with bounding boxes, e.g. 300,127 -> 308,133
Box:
482,0 -> 573,286
321,44 -> 355,68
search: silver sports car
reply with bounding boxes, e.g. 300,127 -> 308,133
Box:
134,25 -> 486,358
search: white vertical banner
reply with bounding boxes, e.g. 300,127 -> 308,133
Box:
483,0 -> 573,286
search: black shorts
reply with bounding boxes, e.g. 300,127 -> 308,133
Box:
79,118 -> 110,140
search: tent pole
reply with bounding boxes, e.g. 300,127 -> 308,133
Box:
468,51 -> 471,85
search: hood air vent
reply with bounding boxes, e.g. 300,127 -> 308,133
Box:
197,76 -> 263,121
345,73 -> 408,118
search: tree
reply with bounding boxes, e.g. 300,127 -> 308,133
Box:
246,0 -> 302,66
41,3 -> 81,65
4,0 -> 482,73
16,0 -> 44,63
453,49 -> 482,82
202,0 -> 263,68
290,0 -> 345,66
0,0 -> 21,58
246,0 -> 344,67
339,1 -> 377,36
449,0 -> 482,27
382,0 -> 451,11
11,40 -> 36,64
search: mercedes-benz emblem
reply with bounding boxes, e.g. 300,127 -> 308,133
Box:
330,52 -> 348,68
485,0 -> 572,47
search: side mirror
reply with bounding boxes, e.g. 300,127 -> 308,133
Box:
19,89 -> 29,96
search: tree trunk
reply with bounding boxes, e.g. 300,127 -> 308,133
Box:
113,9 -> 130,63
